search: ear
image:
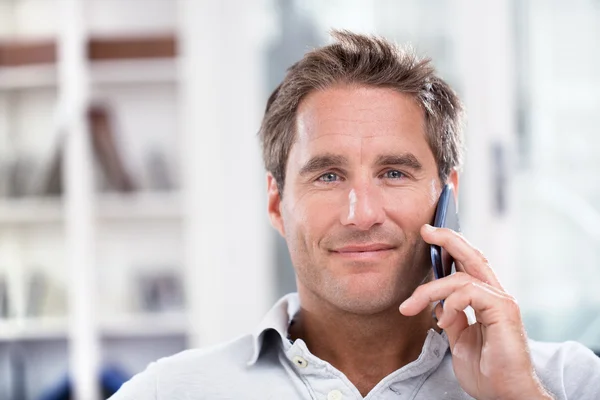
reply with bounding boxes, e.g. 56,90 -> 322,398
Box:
267,173 -> 286,237
448,169 -> 460,206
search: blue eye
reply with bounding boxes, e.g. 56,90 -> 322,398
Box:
318,172 -> 339,183
384,170 -> 405,179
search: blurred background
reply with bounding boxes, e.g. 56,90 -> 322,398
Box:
0,0 -> 598,399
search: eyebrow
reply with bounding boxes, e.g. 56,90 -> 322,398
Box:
375,153 -> 423,171
298,152 -> 423,176
299,154 -> 349,176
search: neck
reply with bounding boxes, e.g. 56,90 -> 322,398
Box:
289,292 -> 439,397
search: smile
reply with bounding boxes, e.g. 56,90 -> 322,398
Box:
330,244 -> 396,260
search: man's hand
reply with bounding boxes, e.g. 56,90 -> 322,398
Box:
399,224 -> 553,400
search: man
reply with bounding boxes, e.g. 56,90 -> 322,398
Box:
111,31 -> 600,400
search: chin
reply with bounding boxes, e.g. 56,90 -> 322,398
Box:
321,276 -> 405,315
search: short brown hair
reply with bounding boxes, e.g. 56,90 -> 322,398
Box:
260,30 -> 464,195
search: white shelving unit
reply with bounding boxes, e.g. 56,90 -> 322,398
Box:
0,59 -> 177,91
0,1 -> 275,399
0,192 -> 182,225
0,316 -> 69,342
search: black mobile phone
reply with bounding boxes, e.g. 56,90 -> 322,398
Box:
430,183 -> 461,280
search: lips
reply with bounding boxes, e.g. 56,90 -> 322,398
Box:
332,243 -> 395,253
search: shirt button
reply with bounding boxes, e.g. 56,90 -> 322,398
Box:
292,355 -> 308,368
327,389 -> 343,400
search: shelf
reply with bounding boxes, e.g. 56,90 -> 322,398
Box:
0,192 -> 182,225
0,316 -> 69,342
90,59 -> 178,86
0,59 -> 177,91
101,311 -> 188,338
0,64 -> 58,90
0,197 -> 64,224
0,312 -> 187,342
97,191 -> 182,221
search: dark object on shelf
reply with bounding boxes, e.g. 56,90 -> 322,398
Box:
0,159 -> 10,197
88,35 -> 177,60
146,149 -> 174,191
24,270 -> 67,318
0,35 -> 176,67
42,105 -> 139,194
43,137 -> 64,196
0,275 -> 10,318
25,271 -> 47,317
0,40 -> 56,66
88,104 -> 136,193
37,365 -> 130,400
7,156 -> 38,198
137,270 -> 185,313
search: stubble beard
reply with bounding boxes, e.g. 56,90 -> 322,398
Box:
293,235 -> 432,316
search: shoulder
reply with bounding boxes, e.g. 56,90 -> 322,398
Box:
109,334 -> 256,400
529,339 -> 600,399
529,339 -> 600,369
155,333 -> 256,373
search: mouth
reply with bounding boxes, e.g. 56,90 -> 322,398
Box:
330,244 -> 396,260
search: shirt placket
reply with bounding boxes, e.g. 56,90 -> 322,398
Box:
283,339 -> 364,400
280,330 -> 449,400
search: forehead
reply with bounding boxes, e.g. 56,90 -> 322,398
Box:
293,85 -> 431,162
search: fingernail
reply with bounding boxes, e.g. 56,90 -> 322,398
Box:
399,297 -> 414,310
424,224 -> 436,233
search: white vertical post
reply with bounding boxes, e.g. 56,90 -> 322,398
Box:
451,0 -> 518,291
59,0 -> 99,399
178,0 -> 274,348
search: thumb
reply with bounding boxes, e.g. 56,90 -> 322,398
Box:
435,302 -> 469,352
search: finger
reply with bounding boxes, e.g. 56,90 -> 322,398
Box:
420,224 -> 503,290
435,301 -> 469,352
399,272 -> 507,317
436,281 -> 519,328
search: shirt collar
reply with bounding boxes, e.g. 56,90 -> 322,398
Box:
248,292 -> 300,366
247,292 -> 449,367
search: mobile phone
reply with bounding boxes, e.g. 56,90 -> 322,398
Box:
430,183 -> 461,280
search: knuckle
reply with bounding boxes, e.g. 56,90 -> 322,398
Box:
505,295 -> 519,308
473,248 -> 490,266
466,281 -> 481,294
454,271 -> 473,282
455,272 -> 478,287
502,295 -> 521,314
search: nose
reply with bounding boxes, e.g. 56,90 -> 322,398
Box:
341,183 -> 386,230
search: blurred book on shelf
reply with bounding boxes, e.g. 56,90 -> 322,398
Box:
88,104 -> 137,193
145,149 -> 174,192
36,103 -> 178,197
0,275 -> 10,319
135,269 -> 184,313
0,40 -> 56,66
42,134 -> 65,197
40,104 -> 138,196
0,35 -> 176,67
24,270 -> 67,318
3,155 -> 43,198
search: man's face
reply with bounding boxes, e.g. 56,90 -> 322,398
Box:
268,85 -> 451,314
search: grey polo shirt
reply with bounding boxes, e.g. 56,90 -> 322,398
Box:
110,293 -> 600,399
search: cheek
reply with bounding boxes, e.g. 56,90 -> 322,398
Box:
383,186 -> 438,228
283,191 -> 341,244
282,193 -> 336,240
